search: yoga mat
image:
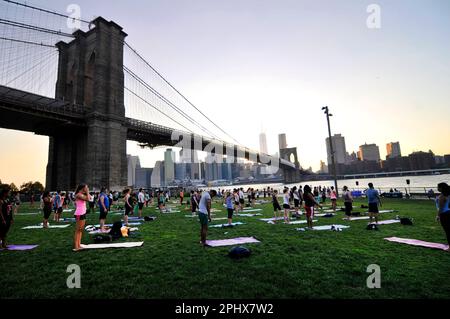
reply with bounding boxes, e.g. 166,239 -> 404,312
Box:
63,209 -> 73,212
384,237 -> 449,251
344,216 -> 370,221
316,213 -> 334,217
260,217 -> 285,222
205,237 -> 260,247
88,229 -> 111,235
210,222 -> 245,228
372,219 -> 400,225
210,209 -> 223,213
285,220 -> 318,225
242,208 -> 262,212
297,225 -> 350,231
22,224 -> 70,229
237,213 -> 262,217
211,217 -> 227,221
16,212 -> 39,215
161,210 -> 180,213
0,244 -> 38,251
79,241 -> 144,249
365,210 -> 395,214
92,222 -> 141,227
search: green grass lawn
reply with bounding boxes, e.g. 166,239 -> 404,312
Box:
1,197 -> 449,299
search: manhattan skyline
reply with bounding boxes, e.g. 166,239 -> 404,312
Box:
1,0 -> 450,185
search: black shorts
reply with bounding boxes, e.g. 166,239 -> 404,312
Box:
0,219 -> 11,237
239,198 -> 245,204
43,208 -> 52,219
368,203 -> 379,214
227,208 -> 234,219
294,199 -> 300,208
99,209 -> 108,220
235,201 -> 239,206
138,203 -> 144,209
74,214 -> 86,221
283,204 -> 290,209
273,204 -> 281,211
57,207 -> 63,214
191,204 -> 197,213
89,202 -> 94,208
344,202 -> 353,216
125,205 -> 132,215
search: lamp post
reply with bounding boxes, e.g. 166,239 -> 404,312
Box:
322,106 -> 339,197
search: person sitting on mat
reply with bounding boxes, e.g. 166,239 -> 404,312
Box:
436,182 -> 450,251
225,191 -> 234,225
367,183 -> 382,224
42,190 -> 52,229
0,186 -> 13,249
198,189 -> 217,246
342,186 -> 353,220
303,185 -> 322,229
73,184 -> 91,252
272,189 -> 282,223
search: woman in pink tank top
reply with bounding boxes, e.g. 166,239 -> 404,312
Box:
73,184 -> 91,251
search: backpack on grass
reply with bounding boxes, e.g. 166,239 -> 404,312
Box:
93,234 -> 112,244
400,217 -> 413,225
110,221 -> 123,239
228,246 -> 251,259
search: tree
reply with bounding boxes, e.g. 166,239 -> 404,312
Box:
20,181 -> 44,194
9,183 -> 19,193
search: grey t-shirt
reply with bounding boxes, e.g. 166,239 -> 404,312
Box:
198,191 -> 211,214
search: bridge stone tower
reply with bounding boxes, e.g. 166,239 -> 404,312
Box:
46,17 -> 128,191
280,147 -> 302,183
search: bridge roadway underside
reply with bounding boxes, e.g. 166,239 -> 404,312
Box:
0,95 -> 301,188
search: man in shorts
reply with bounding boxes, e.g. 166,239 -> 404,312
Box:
367,183 -> 382,224
138,188 -> 145,218
238,188 -> 245,213
198,189 -> 217,246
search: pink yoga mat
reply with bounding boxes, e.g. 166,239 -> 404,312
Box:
384,237 -> 449,250
205,237 -> 260,247
0,245 -> 38,251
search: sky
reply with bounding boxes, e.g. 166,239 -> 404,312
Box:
1,0 -> 450,186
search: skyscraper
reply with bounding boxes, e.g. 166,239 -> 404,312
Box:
151,161 -> 163,187
278,133 -> 287,150
325,134 -> 347,165
359,143 -> 381,162
164,148 -> 175,185
127,155 -> 141,187
259,132 -> 268,154
386,142 -> 401,159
